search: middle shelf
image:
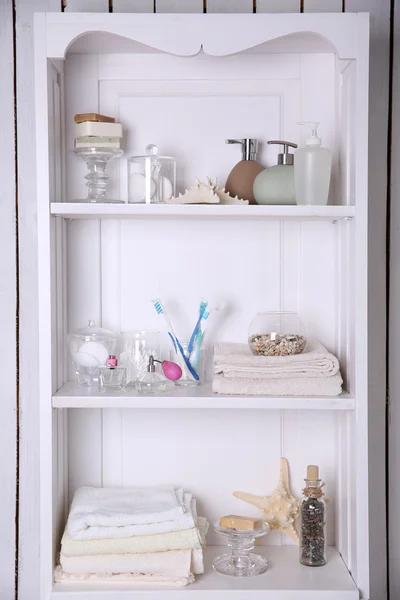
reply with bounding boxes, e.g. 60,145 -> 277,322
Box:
53,382 -> 355,410
50,203 -> 355,221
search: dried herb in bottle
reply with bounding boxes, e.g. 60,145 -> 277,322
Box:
299,465 -> 326,567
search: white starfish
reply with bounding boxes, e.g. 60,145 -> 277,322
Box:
233,457 -> 300,544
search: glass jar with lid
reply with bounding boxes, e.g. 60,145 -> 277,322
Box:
128,144 -> 176,204
248,311 -> 306,356
68,320 -> 117,386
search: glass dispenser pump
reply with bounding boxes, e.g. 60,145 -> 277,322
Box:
299,465 -> 327,567
253,140 -> 298,205
294,122 -> 332,206
224,138 -> 264,204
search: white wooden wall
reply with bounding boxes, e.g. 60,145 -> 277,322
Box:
0,0 -> 387,599
0,2 -> 17,600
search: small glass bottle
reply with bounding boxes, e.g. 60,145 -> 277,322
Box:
135,355 -> 168,394
98,355 -> 127,393
300,465 -> 326,567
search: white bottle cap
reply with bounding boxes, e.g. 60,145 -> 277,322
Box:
298,121 -> 322,146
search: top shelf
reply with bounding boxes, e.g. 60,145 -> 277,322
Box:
51,203 -> 355,221
40,12 -> 367,60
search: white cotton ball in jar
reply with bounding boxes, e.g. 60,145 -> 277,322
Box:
159,176 -> 173,202
73,341 -> 109,367
129,172 -> 156,203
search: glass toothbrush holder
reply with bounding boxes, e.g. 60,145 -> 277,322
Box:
213,522 -> 270,577
74,146 -> 124,203
170,340 -> 205,387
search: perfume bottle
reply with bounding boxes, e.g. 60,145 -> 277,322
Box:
135,355 -> 169,394
98,355 -> 127,393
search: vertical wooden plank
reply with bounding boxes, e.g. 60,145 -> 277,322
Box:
113,0 -> 154,11
156,0 -> 203,12
63,0 -> 109,11
303,0 -> 342,11
257,0 -> 300,11
390,0 -> 400,598
346,2 -> 390,600
16,2 -> 61,600
0,2 -> 16,599
207,0 -> 253,12
68,409 -> 103,502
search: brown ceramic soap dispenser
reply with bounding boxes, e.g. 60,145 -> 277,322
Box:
225,139 -> 264,205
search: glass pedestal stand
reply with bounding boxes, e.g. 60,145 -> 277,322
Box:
74,147 -> 124,203
213,522 -> 270,577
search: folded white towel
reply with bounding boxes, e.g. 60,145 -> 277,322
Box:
212,373 -> 343,396
60,547 -> 204,577
61,516 -> 208,558
67,486 -> 195,541
214,340 -> 340,379
54,565 -> 195,587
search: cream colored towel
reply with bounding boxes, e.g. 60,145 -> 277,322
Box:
67,487 -> 195,541
214,340 -> 340,379
212,373 -> 343,396
60,547 -> 204,576
54,565 -> 195,587
61,517 -> 208,558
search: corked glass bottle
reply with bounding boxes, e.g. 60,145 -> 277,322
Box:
299,465 -> 326,567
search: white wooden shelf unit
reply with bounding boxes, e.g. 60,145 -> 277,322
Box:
35,12 -> 372,600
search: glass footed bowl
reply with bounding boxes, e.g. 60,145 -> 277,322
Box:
74,146 -> 124,203
248,311 -> 307,357
213,521 -> 270,577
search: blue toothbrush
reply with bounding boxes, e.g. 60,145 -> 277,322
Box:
152,298 -> 199,381
187,300 -> 209,357
192,328 -> 204,371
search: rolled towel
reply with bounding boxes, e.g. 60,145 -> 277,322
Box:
212,372 -> 343,396
59,547 -> 204,577
61,516 -> 209,558
67,486 -> 196,541
214,340 -> 340,380
54,565 -> 195,587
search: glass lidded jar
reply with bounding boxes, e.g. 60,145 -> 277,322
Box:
248,311 -> 306,357
299,465 -> 327,567
128,144 -> 176,204
68,320 -> 117,386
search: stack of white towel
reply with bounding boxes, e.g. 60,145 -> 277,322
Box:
213,340 -> 343,396
55,486 -> 208,587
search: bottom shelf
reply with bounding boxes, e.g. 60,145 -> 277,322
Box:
51,546 -> 358,599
